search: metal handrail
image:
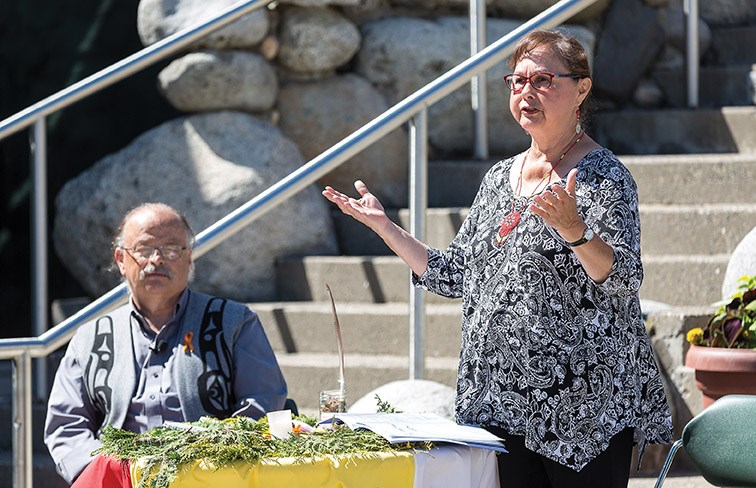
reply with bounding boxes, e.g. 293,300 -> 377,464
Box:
685,0 -> 699,108
0,0 -> 598,485
470,0 -> 489,159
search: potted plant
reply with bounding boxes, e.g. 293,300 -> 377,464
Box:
685,275 -> 756,407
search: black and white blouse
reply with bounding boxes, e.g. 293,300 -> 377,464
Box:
414,148 -> 673,470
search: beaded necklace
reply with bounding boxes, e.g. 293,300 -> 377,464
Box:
494,131 -> 583,246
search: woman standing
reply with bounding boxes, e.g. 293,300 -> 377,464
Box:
322,29 -> 672,487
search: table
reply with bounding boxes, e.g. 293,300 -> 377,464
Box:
131,444 -> 499,488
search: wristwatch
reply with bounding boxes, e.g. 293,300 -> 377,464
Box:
566,227 -> 595,247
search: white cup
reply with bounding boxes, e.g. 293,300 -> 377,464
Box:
267,409 -> 292,439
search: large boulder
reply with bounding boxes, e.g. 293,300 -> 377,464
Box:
278,6 -> 361,77
54,111 -> 337,302
593,0 -> 665,103
278,74 -> 409,207
137,0 -> 269,49
158,50 -> 278,113
700,0 -> 756,26
721,226 -> 756,300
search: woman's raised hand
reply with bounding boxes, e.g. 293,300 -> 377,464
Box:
530,168 -> 583,236
323,179 -> 430,276
322,180 -> 391,235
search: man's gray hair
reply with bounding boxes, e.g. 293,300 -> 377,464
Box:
112,202 -> 195,250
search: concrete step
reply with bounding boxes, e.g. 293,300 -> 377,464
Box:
275,351 -> 458,414
277,243 -> 738,308
257,301 -> 462,357
708,24 -> 756,67
330,207 -> 469,256
428,160 -> 494,207
624,152 -> 756,204
641,254 -> 729,306
652,65 -> 754,108
639,203 -> 756,255
277,256 -> 460,303
278,232 -> 742,308
592,107 -> 756,154
422,152 -> 756,213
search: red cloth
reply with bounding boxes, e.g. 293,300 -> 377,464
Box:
71,454 -> 132,488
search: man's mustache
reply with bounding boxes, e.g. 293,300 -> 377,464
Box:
140,263 -> 173,280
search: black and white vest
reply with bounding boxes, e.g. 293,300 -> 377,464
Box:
68,290 -> 247,432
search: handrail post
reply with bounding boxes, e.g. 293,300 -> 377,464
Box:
684,0 -> 699,108
470,0 -> 489,159
409,108 -> 428,380
31,118 -> 49,401
13,352 -> 33,488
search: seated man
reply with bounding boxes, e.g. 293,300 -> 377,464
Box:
45,202 -> 288,484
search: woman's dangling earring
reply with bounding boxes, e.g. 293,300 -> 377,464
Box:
575,108 -> 582,134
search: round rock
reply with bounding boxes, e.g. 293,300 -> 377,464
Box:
54,111 -> 337,302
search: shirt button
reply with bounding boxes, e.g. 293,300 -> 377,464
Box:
153,373 -> 159,378
149,394 -> 156,400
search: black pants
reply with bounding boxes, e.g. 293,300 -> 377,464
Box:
485,426 -> 634,488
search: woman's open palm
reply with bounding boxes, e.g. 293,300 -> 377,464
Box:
322,180 -> 389,234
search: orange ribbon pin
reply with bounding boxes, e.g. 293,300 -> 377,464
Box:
182,332 -> 194,353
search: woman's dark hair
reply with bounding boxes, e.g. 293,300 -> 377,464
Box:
508,29 -> 593,121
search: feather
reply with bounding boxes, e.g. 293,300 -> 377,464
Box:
325,283 -> 346,396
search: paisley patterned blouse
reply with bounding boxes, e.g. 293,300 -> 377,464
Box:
414,148 -> 673,470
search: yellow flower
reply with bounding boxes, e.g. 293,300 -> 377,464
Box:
687,327 -> 704,345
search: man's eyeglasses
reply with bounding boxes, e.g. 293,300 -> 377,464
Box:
503,72 -> 582,94
122,245 -> 188,262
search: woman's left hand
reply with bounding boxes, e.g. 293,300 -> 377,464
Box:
530,168 -> 585,241
531,167 -> 614,283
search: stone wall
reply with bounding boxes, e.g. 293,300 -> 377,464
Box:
139,0 -> 754,192
52,0 -> 756,301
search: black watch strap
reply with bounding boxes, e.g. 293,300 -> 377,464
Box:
566,227 -> 594,247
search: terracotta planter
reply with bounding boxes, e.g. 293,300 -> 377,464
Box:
685,345 -> 756,408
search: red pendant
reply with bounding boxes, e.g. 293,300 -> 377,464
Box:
495,210 -> 521,245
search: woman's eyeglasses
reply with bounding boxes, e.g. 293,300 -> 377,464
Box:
503,72 -> 582,94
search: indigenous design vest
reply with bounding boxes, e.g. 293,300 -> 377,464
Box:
68,291 -> 247,432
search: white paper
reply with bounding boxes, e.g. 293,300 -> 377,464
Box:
318,412 -> 507,453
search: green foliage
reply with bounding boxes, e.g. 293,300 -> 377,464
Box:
96,415 -> 431,488
688,275 -> 756,349
375,394 -> 402,413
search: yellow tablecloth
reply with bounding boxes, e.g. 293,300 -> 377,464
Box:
132,445 -> 498,488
